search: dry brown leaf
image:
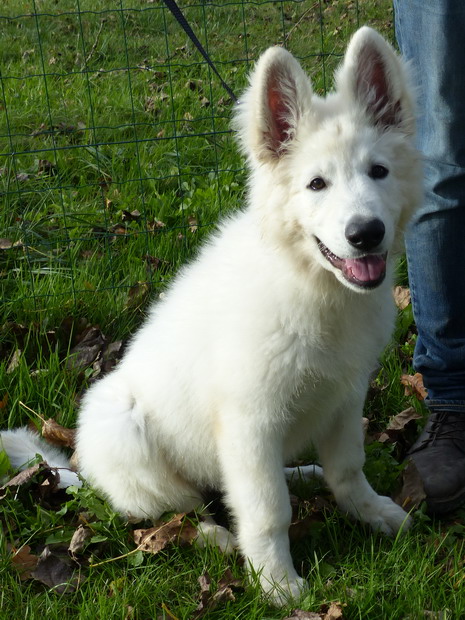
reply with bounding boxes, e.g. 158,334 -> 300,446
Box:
68,525 -> 92,558
1,462 -> 43,491
217,568 -> 243,591
323,601 -> 346,620
144,255 -> 170,275
10,544 -> 39,580
151,219 -> 166,230
217,95 -> 233,107
386,407 -> 422,431
394,460 -> 426,512
41,418 -> 76,448
121,209 -> 141,222
134,513 -> 197,554
16,172 -> 33,182
0,238 -> 23,250
144,96 -> 158,113
0,238 -> 13,249
37,159 -> 57,176
31,547 -> 81,594
65,325 -> 106,371
188,215 -> 198,233
401,373 -> 427,401
194,572 -> 213,617
193,569 -> 243,618
1,320 -> 29,341
393,285 -> 411,310
377,407 -> 422,443
0,393 -> 8,409
90,339 -> 125,380
0,462 -> 60,501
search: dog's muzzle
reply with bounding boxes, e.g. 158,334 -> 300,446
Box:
316,238 -> 387,289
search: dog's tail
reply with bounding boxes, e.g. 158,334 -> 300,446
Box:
0,427 -> 81,488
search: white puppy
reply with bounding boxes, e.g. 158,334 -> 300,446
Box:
1,27 -> 422,605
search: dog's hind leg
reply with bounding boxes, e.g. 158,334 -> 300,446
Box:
77,375 -> 204,522
195,518 -> 237,553
284,464 -> 324,483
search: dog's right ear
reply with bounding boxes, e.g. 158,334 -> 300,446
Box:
234,47 -> 313,165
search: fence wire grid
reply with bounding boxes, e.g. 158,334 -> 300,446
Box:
0,0 -> 393,328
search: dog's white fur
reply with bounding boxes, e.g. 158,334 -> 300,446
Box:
1,28 -> 422,604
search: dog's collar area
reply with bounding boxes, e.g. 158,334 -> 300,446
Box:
315,237 -> 387,289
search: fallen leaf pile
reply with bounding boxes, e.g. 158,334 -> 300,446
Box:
2,463 -> 86,593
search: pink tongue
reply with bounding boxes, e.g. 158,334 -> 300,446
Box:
343,255 -> 386,282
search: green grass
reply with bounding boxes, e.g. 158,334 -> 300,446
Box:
1,1 -> 465,619
1,0 -> 394,330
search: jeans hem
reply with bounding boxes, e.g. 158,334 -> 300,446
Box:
426,399 -> 465,414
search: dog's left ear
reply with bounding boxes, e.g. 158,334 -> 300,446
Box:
336,26 -> 415,135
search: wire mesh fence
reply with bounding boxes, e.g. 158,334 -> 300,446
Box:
0,0 -> 393,328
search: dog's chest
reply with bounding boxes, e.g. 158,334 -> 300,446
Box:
266,288 -> 393,423
277,294 -> 390,377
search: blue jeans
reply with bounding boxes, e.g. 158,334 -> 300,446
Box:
394,0 -> 465,411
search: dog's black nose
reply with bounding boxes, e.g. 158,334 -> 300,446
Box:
345,217 -> 385,252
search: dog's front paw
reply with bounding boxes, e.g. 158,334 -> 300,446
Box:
360,495 -> 412,536
262,574 -> 308,607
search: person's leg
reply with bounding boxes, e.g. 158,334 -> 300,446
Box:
394,0 -> 465,514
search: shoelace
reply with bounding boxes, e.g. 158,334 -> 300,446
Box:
419,412 -> 465,451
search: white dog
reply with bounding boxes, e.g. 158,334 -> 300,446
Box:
1,27 -> 422,604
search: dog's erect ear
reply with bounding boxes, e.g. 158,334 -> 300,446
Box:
234,47 -> 313,164
336,27 -> 415,134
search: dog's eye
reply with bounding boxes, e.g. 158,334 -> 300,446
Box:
369,164 -> 389,180
308,177 -> 327,191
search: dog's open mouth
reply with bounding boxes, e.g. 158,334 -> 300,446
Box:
316,238 -> 387,289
